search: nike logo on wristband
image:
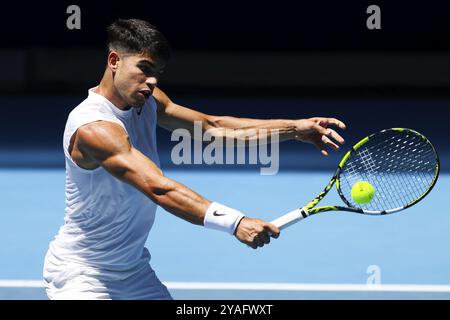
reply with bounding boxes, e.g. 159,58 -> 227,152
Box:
213,211 -> 226,216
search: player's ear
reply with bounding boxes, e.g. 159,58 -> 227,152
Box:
107,51 -> 120,72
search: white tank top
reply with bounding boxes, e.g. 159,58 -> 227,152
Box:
44,87 -> 160,281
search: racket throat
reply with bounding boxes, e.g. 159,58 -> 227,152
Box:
299,207 -> 309,218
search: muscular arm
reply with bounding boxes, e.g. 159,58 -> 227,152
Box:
154,87 -> 296,141
69,121 -> 280,248
71,121 -> 210,225
154,87 -> 346,155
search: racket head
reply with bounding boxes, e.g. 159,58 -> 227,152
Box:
335,128 -> 439,215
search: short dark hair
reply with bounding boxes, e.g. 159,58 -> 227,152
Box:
107,19 -> 171,63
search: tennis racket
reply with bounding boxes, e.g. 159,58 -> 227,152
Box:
271,128 -> 440,230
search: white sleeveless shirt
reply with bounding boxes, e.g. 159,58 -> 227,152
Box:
44,88 -> 160,284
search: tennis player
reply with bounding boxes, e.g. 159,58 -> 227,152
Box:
43,19 -> 346,300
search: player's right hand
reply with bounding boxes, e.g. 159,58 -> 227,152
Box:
234,217 -> 280,249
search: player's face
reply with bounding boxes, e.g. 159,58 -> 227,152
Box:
113,53 -> 165,107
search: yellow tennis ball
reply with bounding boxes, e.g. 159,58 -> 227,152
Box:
351,181 -> 375,204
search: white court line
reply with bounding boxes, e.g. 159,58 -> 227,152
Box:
0,280 -> 44,288
1,280 -> 450,293
165,282 -> 450,293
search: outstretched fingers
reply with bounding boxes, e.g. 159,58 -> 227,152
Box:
313,139 -> 329,156
311,117 -> 347,130
311,123 -> 345,153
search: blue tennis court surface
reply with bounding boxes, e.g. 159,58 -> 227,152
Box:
0,168 -> 449,299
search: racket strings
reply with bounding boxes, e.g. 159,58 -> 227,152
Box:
361,133 -> 434,208
374,140 -> 427,207
367,133 -> 436,206
345,148 -> 387,210
339,131 -> 437,212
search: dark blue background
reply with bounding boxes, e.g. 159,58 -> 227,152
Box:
0,95 -> 447,171
1,1 -> 448,170
3,1 -> 450,51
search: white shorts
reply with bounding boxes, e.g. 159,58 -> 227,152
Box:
44,262 -> 172,300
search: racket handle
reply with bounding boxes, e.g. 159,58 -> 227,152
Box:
271,208 -> 308,230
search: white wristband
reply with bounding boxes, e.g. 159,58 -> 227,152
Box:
203,202 -> 245,235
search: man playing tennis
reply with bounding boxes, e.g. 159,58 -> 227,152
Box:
43,19 -> 346,300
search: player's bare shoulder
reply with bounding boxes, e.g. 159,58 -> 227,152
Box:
70,121 -> 131,169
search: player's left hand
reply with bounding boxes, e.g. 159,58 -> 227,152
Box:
293,117 -> 346,156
